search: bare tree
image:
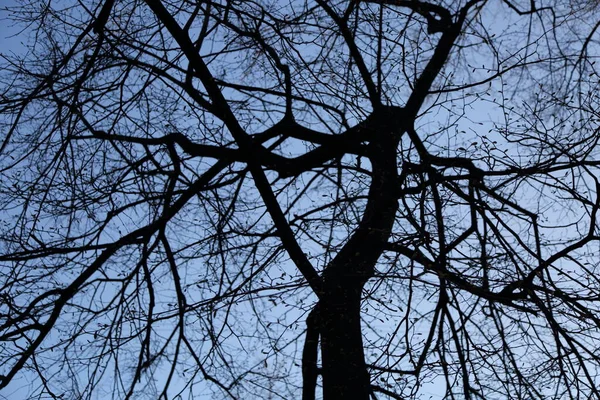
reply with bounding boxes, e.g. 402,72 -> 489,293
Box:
1,0 -> 600,399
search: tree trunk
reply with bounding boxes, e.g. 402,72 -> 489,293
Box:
320,280 -> 370,400
302,305 -> 320,400
316,112 -> 401,399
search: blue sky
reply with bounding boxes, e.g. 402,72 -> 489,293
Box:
1,1 -> 23,53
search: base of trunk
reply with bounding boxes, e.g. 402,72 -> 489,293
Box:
320,282 -> 371,400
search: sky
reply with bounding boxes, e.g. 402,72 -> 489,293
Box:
1,1 -> 600,399
1,1 -> 24,54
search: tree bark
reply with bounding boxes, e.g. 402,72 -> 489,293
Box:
320,280 -> 370,400
302,304 -> 320,400
318,111 -> 401,400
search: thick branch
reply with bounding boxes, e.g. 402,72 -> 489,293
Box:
143,0 -> 323,297
364,0 -> 452,34
92,0 -> 115,35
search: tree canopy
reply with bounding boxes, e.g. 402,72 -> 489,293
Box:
2,0 -> 600,399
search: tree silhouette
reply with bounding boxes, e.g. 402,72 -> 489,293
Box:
1,1 -> 600,399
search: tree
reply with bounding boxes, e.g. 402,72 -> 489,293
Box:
1,0 -> 600,398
